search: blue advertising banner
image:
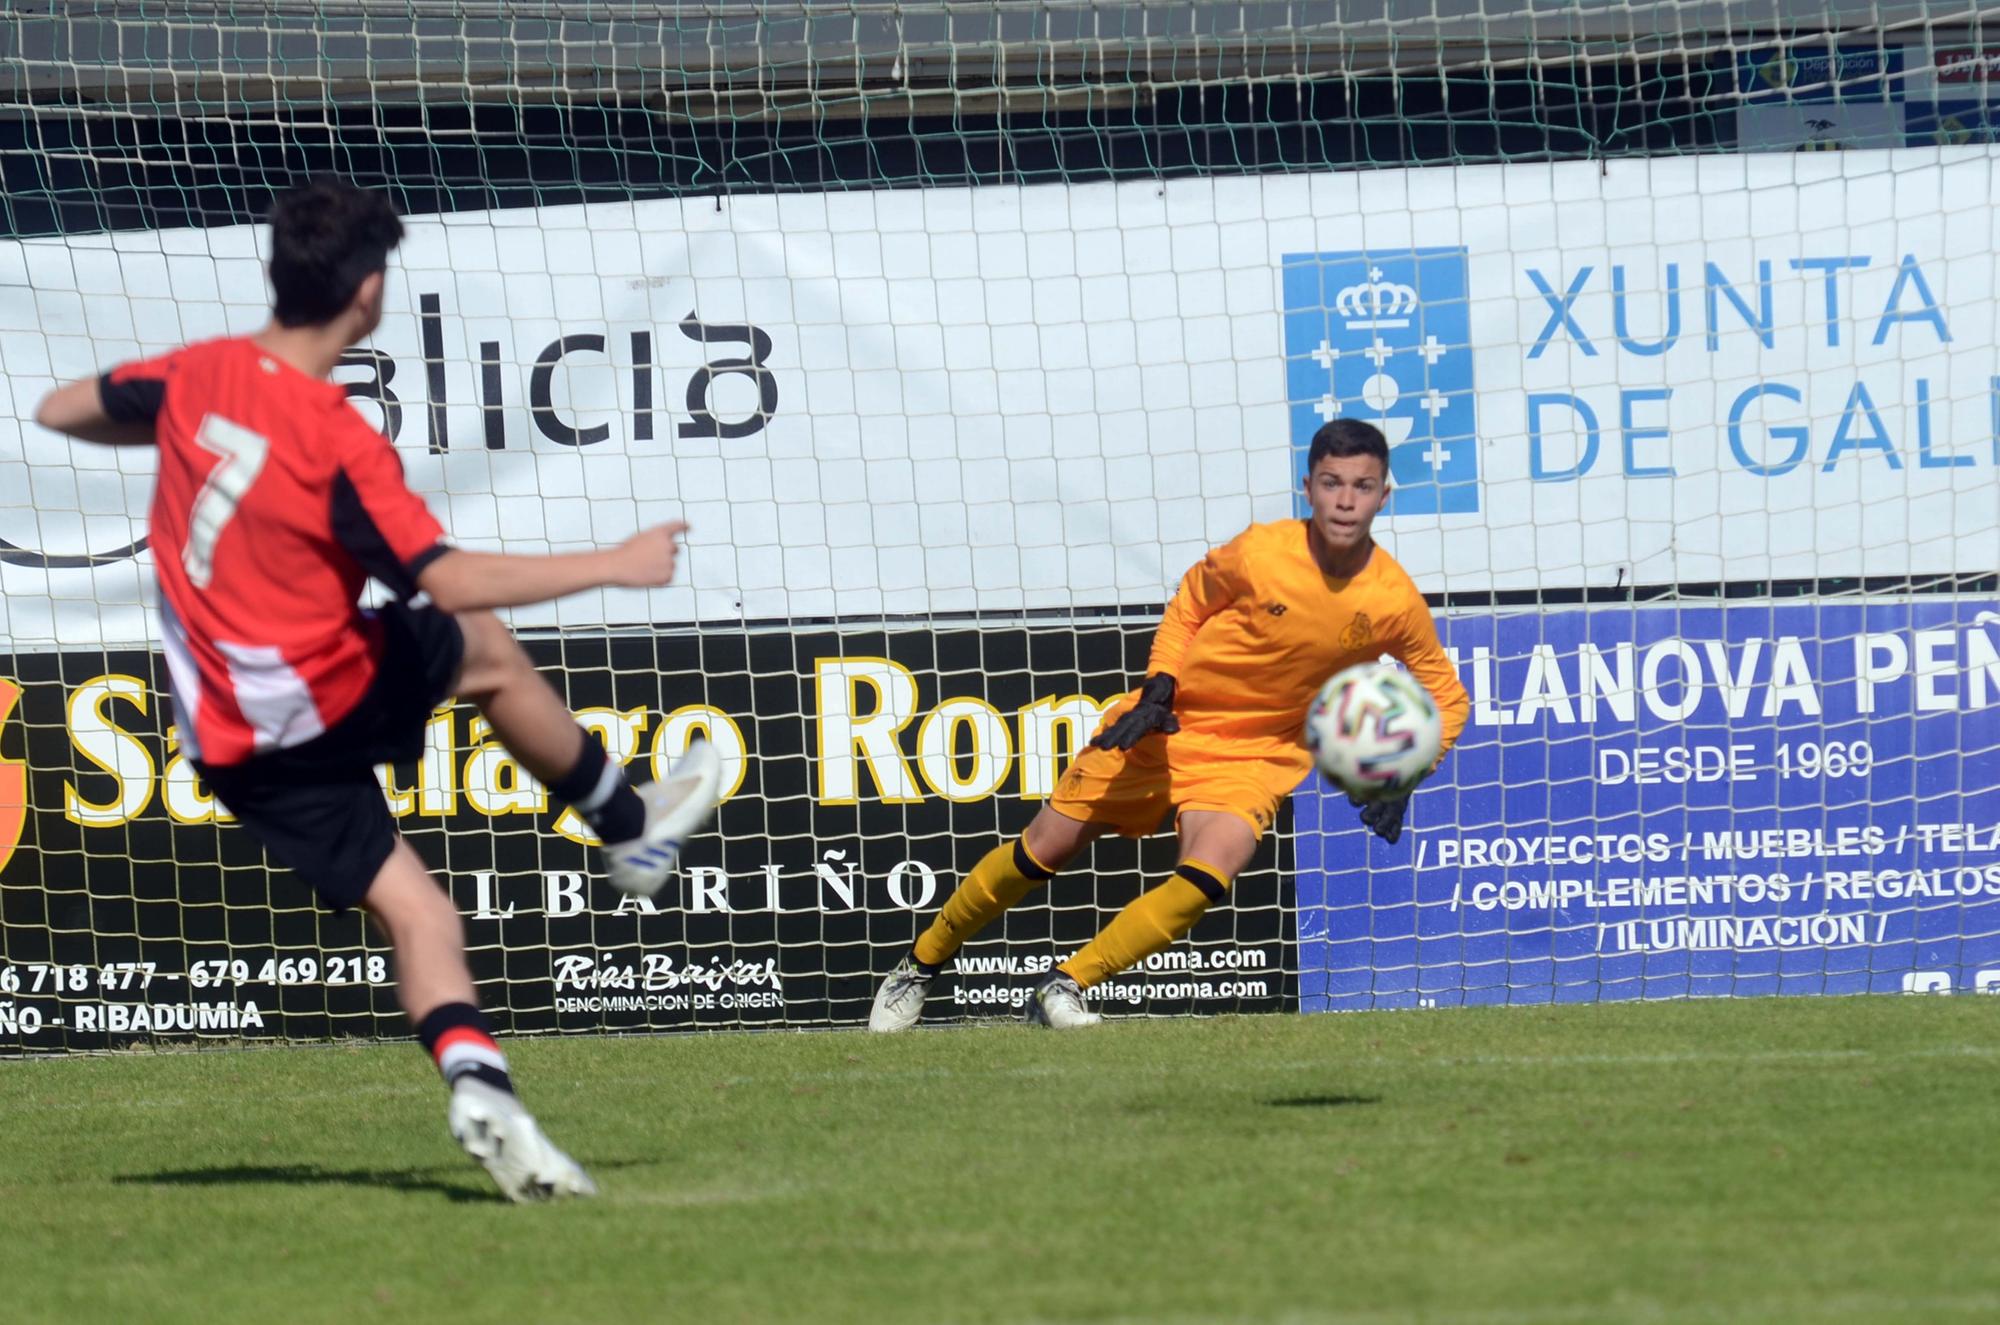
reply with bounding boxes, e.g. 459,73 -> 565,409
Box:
1296,601 -> 2000,1010
1736,43 -> 1905,104
1905,102 -> 2000,146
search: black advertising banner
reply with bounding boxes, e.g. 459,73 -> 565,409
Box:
0,623 -> 1297,1051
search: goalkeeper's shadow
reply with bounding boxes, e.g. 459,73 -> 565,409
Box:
1263,1093 -> 1383,1109
114,1159 -> 647,1203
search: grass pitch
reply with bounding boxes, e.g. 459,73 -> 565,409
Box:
3,996 -> 1998,1325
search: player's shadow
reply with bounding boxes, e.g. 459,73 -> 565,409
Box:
117,1163 -> 495,1203
117,1159 -> 642,1203
1264,1093 -> 1383,1109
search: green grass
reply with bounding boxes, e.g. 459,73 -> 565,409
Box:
3,997 -> 1999,1324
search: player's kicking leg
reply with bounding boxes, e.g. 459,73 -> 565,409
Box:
363,840 -> 596,1201
869,805 -> 1105,1031
363,608 -> 722,1200
1023,808 -> 1260,1029
451,611 -> 722,896
385,611 -> 722,1197
196,685 -> 604,1199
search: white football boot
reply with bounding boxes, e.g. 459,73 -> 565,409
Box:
1024,971 -> 1104,1029
869,955 -> 936,1033
604,736 -> 723,897
448,1078 -> 598,1203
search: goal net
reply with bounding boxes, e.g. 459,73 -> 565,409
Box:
2,2 -> 1996,1050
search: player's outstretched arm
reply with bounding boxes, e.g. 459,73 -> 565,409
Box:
418,522 -> 687,613
34,377 -> 158,447
1091,532 -> 1254,751
1389,605 -> 1470,762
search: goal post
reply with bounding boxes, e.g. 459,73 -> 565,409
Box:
2,2 -> 1998,1050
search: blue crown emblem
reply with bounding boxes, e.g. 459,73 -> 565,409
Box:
1282,249 -> 1479,516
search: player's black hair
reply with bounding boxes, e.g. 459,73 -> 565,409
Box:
1306,419 -> 1390,477
267,177 -> 405,327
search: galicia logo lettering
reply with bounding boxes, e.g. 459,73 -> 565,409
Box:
335,300 -> 779,454
3,294 -> 776,572
0,678 -> 25,877
0,536 -> 149,570
1282,248 -> 1479,515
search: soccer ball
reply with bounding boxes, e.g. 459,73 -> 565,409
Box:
1303,661 -> 1442,801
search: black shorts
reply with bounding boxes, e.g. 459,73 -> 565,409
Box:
196,602 -> 464,912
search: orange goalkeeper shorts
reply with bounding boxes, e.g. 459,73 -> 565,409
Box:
1048,720 -> 1310,840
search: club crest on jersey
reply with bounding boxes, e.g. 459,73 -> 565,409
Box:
1340,614 -> 1375,652
0,678 -> 24,878
1281,248 -> 1479,516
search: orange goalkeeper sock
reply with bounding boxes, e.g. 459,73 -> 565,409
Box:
1060,860 -> 1228,989
912,838 -> 1057,968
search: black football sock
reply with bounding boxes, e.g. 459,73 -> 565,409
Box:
416,1002 -> 516,1096
547,731 -> 647,844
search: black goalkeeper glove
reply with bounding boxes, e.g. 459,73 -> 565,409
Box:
1350,793 -> 1409,845
1091,673 -> 1180,751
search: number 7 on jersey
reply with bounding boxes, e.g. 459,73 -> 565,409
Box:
183,413 -> 270,589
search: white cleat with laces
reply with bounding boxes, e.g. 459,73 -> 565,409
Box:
448,1078 -> 598,1203
1024,971 -> 1104,1029
604,737 -> 723,897
869,955 -> 937,1033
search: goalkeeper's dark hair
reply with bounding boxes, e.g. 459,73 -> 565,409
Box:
267,177 -> 405,327
1306,419 -> 1390,476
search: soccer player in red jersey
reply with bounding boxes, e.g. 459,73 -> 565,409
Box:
33,177 -> 719,1202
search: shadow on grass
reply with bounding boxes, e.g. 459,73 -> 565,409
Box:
115,1159 -> 647,1203
116,1163 -> 496,1203
1264,1093 -> 1383,1109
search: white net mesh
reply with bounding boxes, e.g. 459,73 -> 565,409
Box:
1,2 -> 1997,1048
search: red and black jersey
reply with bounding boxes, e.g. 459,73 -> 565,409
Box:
101,337 -> 451,767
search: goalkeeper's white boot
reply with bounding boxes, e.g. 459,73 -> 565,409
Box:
604,737 -> 723,897
1024,971 -> 1103,1030
448,1078 -> 598,1203
869,955 -> 937,1033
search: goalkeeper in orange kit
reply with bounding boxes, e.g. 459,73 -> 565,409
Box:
869,419 -> 1470,1030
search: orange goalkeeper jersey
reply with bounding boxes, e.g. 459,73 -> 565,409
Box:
1146,519 -> 1470,761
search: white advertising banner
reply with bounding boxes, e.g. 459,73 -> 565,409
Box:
3,145 -> 1998,650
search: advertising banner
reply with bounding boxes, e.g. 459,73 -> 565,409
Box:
0,622 -> 1294,1051
1893,43 -> 2000,146
1904,45 -> 2000,102
1297,600 -> 2000,1009
1732,41 -> 1904,152
8,146 -> 2000,652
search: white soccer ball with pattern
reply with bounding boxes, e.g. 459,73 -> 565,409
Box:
1303,661 -> 1442,801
